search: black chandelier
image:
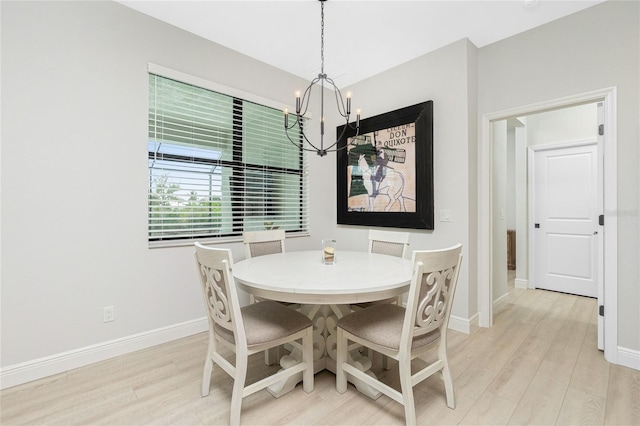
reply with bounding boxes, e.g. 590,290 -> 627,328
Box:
284,0 -> 360,157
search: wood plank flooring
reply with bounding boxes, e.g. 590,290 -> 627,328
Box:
2,280 -> 639,425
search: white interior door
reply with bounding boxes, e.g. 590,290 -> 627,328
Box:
532,142 -> 599,298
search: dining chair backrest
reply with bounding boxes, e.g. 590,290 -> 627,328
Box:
368,229 -> 410,258
243,229 -> 285,259
194,243 -> 246,349
401,244 -> 463,353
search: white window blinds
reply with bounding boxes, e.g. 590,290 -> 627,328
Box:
148,71 -> 308,242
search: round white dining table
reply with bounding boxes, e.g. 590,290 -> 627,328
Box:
233,250 -> 412,304
233,250 -> 413,399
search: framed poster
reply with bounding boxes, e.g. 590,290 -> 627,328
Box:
336,101 -> 434,229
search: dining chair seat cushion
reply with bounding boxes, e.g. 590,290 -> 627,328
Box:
338,304 -> 441,351
215,300 -> 312,347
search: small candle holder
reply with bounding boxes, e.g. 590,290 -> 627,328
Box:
322,239 -> 336,265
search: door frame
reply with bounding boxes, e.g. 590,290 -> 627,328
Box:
478,87 -> 618,364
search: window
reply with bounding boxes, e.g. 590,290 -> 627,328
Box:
148,68 -> 308,243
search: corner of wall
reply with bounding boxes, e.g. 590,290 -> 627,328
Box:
466,38 -> 480,319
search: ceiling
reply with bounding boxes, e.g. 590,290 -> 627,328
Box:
118,0 -> 604,87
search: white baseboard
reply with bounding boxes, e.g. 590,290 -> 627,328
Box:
492,293 -> 510,314
0,317 -> 208,390
514,278 -> 529,289
449,313 -> 479,335
617,346 -> 640,371
5,314 -> 634,391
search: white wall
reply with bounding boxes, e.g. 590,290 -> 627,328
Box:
2,1 -> 477,383
526,103 -> 598,146
0,0 -> 330,371
492,121 -> 508,304
2,0 -> 638,387
506,126 -> 516,230
478,0 -> 639,352
514,121 -> 528,286
344,39 -> 478,325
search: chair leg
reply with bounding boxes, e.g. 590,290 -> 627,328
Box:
336,327 -> 348,394
302,327 -> 314,393
399,361 -> 416,426
230,354 -> 248,426
264,346 -> 280,366
441,362 -> 456,409
439,341 -> 455,409
201,357 -> 213,397
382,354 -> 392,370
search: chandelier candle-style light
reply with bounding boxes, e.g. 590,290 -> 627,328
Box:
284,0 -> 360,157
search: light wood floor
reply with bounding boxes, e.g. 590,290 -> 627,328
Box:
2,280 -> 639,425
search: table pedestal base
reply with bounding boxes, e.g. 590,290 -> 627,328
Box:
266,304 -> 382,400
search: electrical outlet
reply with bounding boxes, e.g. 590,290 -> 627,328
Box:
103,306 -> 114,323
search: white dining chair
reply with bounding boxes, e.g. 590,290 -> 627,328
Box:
243,229 -> 285,259
352,230 -> 412,365
194,242 -> 314,426
353,229 -> 411,310
242,229 -> 294,365
243,229 -> 287,305
368,229 -> 411,258
336,244 -> 463,426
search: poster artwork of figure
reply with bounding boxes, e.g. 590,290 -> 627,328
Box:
346,122 -> 417,213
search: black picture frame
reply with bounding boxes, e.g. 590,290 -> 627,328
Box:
336,101 -> 434,229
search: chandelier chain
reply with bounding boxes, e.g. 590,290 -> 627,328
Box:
320,0 -> 325,75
